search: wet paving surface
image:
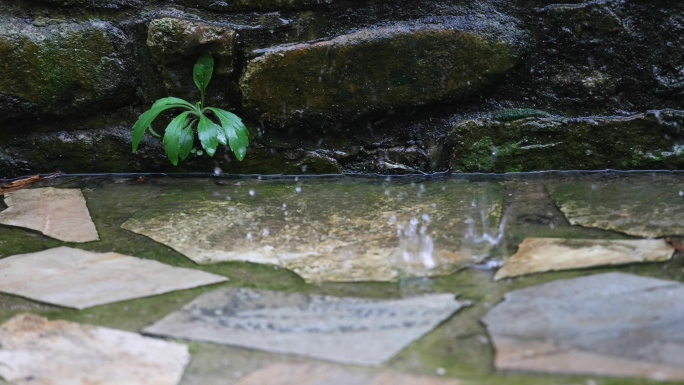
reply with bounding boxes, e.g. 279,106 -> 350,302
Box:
0,172 -> 683,385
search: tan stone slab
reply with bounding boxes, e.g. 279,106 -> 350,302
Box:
122,182 -> 503,283
548,181 -> 684,238
0,313 -> 189,385
482,273 -> 684,381
236,363 -> 462,385
495,238 -> 674,280
143,288 -> 464,366
0,246 -> 227,309
0,187 -> 99,242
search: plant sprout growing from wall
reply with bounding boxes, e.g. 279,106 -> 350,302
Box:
131,51 -> 248,165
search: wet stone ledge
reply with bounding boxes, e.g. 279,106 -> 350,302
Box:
0,19 -> 136,122
240,19 -> 519,126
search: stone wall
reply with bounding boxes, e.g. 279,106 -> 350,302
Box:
0,0 -> 683,177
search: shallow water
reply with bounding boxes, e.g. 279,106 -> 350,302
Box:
0,171 -> 683,385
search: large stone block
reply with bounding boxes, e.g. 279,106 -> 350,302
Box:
147,18 -> 237,95
0,19 -> 136,121
240,19 -> 519,126
447,109 -> 684,172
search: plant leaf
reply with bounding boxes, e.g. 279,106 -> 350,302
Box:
206,107 -> 249,161
132,102 -> 189,153
193,51 -> 214,97
152,97 -> 197,111
198,114 -> 219,157
179,119 -> 195,161
162,111 -> 192,166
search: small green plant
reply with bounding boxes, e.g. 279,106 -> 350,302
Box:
131,51 -> 248,165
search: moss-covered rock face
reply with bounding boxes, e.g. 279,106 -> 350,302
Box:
147,18 -> 236,96
447,110 -> 684,172
241,19 -> 518,127
0,19 -> 135,122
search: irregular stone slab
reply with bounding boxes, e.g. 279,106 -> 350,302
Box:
0,313 -> 189,385
143,288 -> 464,366
241,19 -> 518,125
482,273 -> 684,380
548,177 -> 684,237
0,187 -> 99,242
448,110 -> 684,172
236,362 -> 462,385
147,18 -> 236,95
0,246 -> 227,309
0,19 -> 135,121
121,182 -> 502,282
495,238 -> 674,280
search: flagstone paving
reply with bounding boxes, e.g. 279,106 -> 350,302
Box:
482,272 -> 684,380
495,238 -> 674,280
0,187 -> 99,243
548,181 -> 684,238
143,287 -> 465,366
122,181 -> 503,282
0,313 -> 189,385
0,246 -> 227,309
235,362 -> 463,385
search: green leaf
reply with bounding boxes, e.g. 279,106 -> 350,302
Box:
132,103 -> 186,153
193,51 -> 214,98
162,111 -> 192,166
152,97 -> 197,111
206,107 -> 249,161
198,114 -> 219,157
179,119 -> 195,161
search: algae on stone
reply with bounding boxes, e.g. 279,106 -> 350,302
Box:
0,19 -> 135,120
241,20 -> 517,125
122,181 -> 503,282
548,178 -> 684,238
147,18 -> 237,95
448,111 -> 684,172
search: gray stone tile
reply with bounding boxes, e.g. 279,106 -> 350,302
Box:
0,246 -> 227,309
0,313 -> 189,385
495,238 -> 674,280
0,187 -> 99,242
482,272 -> 684,380
143,288 -> 465,366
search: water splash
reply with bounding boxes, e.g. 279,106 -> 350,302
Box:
462,199 -> 509,264
392,216 -> 436,275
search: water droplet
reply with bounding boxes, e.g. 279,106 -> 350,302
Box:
679,191 -> 683,197
384,189 -> 390,196
246,233 -> 253,241
295,187 -> 302,193
213,167 -> 222,176
226,196 -> 232,201
421,214 -> 431,223
249,190 -> 255,196
301,165 -> 308,172
294,177 -> 299,182
436,368 -> 446,376
261,228 -> 270,236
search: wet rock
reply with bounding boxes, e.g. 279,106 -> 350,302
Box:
147,18 -> 237,95
236,362 -> 462,385
0,246 -> 227,309
0,188 -> 99,243
33,0 -> 141,9
241,18 -> 519,127
121,181 -> 503,282
0,313 -> 190,385
0,19 -> 136,121
482,273 -> 684,380
548,176 -> 684,238
494,238 -> 674,280
143,288 -> 464,366
447,110 -> 684,172
175,0 -> 333,11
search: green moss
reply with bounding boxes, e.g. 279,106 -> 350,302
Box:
492,108 -> 551,122
241,26 -> 516,124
